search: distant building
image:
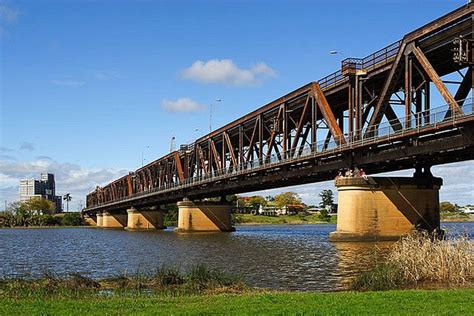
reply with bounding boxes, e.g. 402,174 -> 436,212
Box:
19,173 -> 62,213
257,204 -> 305,216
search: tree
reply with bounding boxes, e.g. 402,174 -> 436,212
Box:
440,201 -> 457,213
274,192 -> 302,208
225,194 -> 238,206
24,197 -> 55,214
248,196 -> 267,210
266,195 -> 275,202
63,193 -> 72,212
319,190 -> 334,210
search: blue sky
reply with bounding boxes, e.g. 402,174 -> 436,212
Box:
1,0 -> 473,209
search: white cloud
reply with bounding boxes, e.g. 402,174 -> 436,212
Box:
0,2 -> 19,38
0,157 -> 127,210
49,79 -> 85,87
181,59 -> 276,86
92,70 -> 123,81
19,142 -> 35,151
161,97 -> 203,113
0,3 -> 19,23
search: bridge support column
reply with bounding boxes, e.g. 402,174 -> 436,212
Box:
102,211 -> 127,229
126,207 -> 165,230
329,175 -> 442,241
96,212 -> 103,228
83,213 -> 97,226
176,200 -> 235,232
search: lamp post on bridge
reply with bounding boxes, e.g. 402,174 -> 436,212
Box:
209,98 -> 222,133
141,145 -> 150,167
329,50 -> 344,57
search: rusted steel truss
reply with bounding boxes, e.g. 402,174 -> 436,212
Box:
86,4 -> 474,211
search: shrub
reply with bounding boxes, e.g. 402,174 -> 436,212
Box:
60,213 -> 84,226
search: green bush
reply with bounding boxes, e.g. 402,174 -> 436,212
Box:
318,209 -> 331,222
60,213 -> 84,226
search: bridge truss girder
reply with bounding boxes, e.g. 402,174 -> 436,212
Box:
86,4 -> 474,212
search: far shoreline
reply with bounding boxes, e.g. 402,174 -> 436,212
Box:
1,219 -> 473,229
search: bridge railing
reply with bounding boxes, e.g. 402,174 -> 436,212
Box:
361,40 -> 401,72
89,99 -> 473,209
318,40 -> 402,90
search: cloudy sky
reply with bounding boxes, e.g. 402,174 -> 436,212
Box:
1,0 -> 472,210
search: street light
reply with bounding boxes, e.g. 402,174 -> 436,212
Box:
329,50 -> 343,56
209,98 -> 222,132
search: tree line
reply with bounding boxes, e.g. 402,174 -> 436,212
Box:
0,197 -> 84,228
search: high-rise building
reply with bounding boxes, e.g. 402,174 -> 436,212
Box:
19,173 -> 62,213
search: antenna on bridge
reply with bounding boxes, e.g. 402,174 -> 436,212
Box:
169,136 -> 176,153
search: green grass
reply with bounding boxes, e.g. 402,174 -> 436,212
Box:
234,214 -> 336,225
440,212 -> 472,222
1,289 -> 473,315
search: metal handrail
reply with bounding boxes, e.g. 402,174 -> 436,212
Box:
88,100 -> 474,210
318,40 -> 401,90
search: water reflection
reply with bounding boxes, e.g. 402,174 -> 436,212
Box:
0,222 -> 471,291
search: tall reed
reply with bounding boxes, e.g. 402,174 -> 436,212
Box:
388,231 -> 473,284
352,231 -> 473,291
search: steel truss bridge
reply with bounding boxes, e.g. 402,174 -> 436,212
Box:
84,4 -> 474,214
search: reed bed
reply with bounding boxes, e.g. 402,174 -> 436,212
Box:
352,231 -> 473,291
388,231 -> 473,284
0,264 -> 246,298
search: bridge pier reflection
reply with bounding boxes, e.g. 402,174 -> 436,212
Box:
126,207 -> 165,230
176,200 -> 235,232
330,173 -> 442,241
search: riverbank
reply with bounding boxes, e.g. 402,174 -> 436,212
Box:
441,213 -> 474,222
234,214 -> 473,225
234,214 -> 336,225
1,289 -> 472,315
0,225 -> 90,229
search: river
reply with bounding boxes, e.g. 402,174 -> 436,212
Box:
0,222 -> 472,291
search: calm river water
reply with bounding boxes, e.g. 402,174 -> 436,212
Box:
0,222 -> 472,291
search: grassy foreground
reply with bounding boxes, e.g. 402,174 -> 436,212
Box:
1,289 -> 473,315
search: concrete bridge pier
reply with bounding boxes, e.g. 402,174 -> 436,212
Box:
329,173 -> 442,241
96,212 -> 103,227
176,200 -> 235,232
101,211 -> 127,229
126,207 -> 166,230
83,213 -> 97,226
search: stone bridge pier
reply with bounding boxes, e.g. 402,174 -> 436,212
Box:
96,212 -> 103,227
176,200 -> 235,232
100,211 -> 128,229
83,213 -> 97,226
126,207 -> 165,230
330,171 -> 442,241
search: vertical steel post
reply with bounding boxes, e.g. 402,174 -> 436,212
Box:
311,96 -> 317,151
405,54 -> 412,128
348,83 -> 353,140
